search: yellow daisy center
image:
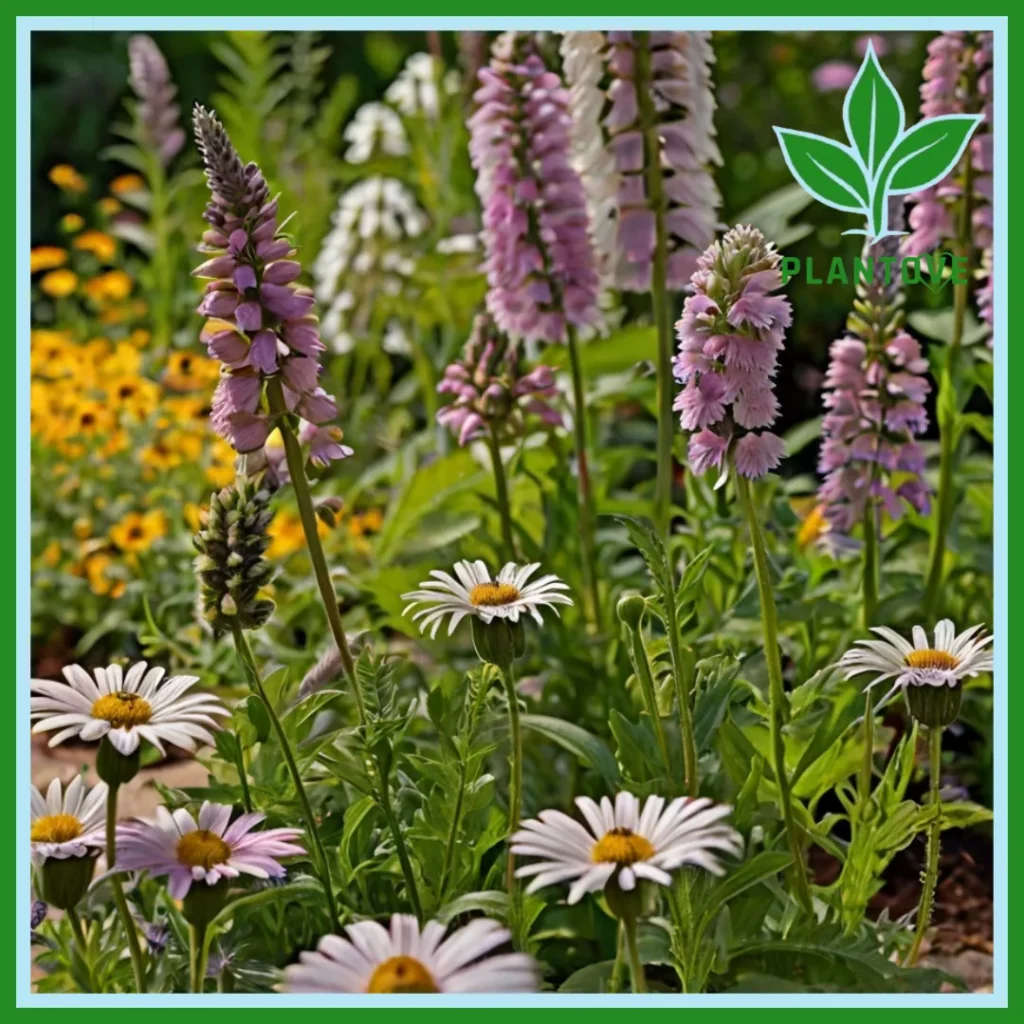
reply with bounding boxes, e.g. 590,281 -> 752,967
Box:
176,829 -> 232,870
591,827 -> 656,865
31,813 -> 84,844
367,955 -> 439,994
469,582 -> 520,607
904,649 -> 960,671
91,691 -> 153,729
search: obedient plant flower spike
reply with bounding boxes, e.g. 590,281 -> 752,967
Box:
128,34 -> 185,165
906,32 -> 993,618
470,32 -> 603,629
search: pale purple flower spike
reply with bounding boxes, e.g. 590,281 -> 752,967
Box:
128,35 -> 185,165
469,34 -> 600,344
673,225 -> 789,480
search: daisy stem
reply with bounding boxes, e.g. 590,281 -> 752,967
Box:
736,473 -> 814,916
500,666 -> 524,914
104,786 -> 147,993
189,922 -> 209,993
266,377 -> 365,724
635,30 -> 675,538
487,425 -> 516,561
66,908 -> 95,992
923,152 -> 974,620
376,771 -> 425,922
859,498 -> 878,807
230,622 -> 340,933
907,725 -> 944,966
566,325 -> 603,632
623,913 -> 646,994
609,921 -> 627,993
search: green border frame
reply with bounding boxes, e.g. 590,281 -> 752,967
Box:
8,6 -> 1015,1016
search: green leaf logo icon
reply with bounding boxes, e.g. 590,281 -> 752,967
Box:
773,42 -> 982,242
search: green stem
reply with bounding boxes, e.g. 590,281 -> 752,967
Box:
924,152 -> 974,618
635,31 -> 675,536
105,786 -> 147,992
626,620 -> 674,784
230,622 -> 339,932
859,690 -> 875,810
736,473 -> 814,915
146,154 -> 173,353
862,500 -> 878,630
566,326 -> 602,631
662,576 -> 698,795
609,921 -> 627,994
501,666 -> 523,897
377,772 -> 425,922
487,426 -> 516,562
233,734 -> 253,813
907,726 -> 944,966
66,908 -> 94,992
436,759 -> 467,904
623,914 -> 646,994
266,377 -> 364,723
189,923 -> 209,993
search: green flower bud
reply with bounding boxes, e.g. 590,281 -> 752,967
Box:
616,593 -> 646,629
471,617 -> 525,670
905,683 -> 962,729
181,878 -> 231,930
37,854 -> 97,911
96,736 -> 140,786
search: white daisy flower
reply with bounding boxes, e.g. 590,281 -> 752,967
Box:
31,776 -> 108,863
402,560 -> 573,639
31,661 -> 229,756
512,792 -> 742,905
839,618 -> 994,706
283,914 -> 538,993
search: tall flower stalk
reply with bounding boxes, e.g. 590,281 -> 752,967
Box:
902,32 -> 993,617
562,31 -> 721,533
675,225 -> 811,912
192,105 -> 426,923
470,33 -> 603,628
437,313 -> 561,561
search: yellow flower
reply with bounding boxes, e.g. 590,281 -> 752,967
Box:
49,164 -> 87,192
796,504 -> 827,550
110,509 -> 167,553
266,509 -> 306,560
73,230 -> 118,264
98,197 -> 122,216
164,350 -> 219,391
60,213 -> 85,234
40,269 -> 78,297
41,541 -> 62,567
110,174 -> 146,195
31,330 -> 77,379
184,502 -> 207,533
161,395 -> 207,425
83,552 -> 126,598
348,508 -> 384,537
67,398 -> 114,438
106,375 -> 161,419
130,328 -> 151,348
84,270 -> 133,303
205,438 -> 237,488
99,341 -> 142,378
72,516 -> 93,540
31,247 -> 68,273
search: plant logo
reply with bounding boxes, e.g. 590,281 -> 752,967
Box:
773,43 -> 981,243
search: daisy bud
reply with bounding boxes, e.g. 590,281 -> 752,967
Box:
905,682 -> 963,729
471,616 -> 525,671
616,593 -> 646,629
97,735 -> 141,786
37,854 -> 97,912
181,877 -> 231,930
193,476 -> 276,636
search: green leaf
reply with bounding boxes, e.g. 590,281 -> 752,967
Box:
693,675 -> 738,752
246,694 -> 271,744
908,308 -> 990,348
882,115 -> 983,194
774,129 -> 868,213
703,850 -> 793,920
435,890 -> 508,925
843,43 -> 905,177
782,417 -> 824,457
734,183 -> 815,248
209,875 -> 323,929
544,324 -> 657,377
791,681 -> 861,785
521,715 -> 621,788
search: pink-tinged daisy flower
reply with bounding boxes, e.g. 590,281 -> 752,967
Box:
31,661 -> 229,756
115,802 -> 304,899
512,792 -> 741,904
839,619 -> 993,709
31,776 -> 107,863
283,914 -> 539,993
402,560 -> 572,639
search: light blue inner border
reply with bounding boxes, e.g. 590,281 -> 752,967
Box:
16,14 -> 1008,1009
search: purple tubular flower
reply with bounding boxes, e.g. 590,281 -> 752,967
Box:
128,35 -> 185,165
437,314 -> 561,446
192,105 -> 350,467
602,32 -> 721,292
469,34 -> 600,343
673,225 -> 789,481
819,206 -> 931,534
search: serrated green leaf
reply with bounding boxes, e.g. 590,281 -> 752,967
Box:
521,714 -> 621,788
